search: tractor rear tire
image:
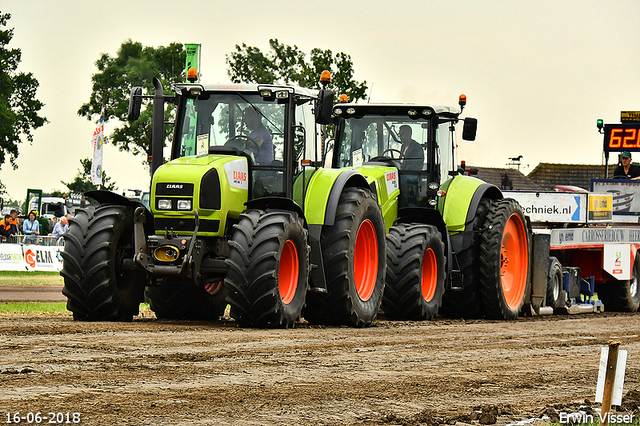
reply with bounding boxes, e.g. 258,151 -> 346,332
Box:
383,224 -> 446,320
304,188 -> 386,327
546,257 -> 564,311
597,252 -> 640,312
439,199 -> 491,319
61,205 -> 146,321
225,209 -> 309,328
479,198 -> 530,320
146,279 -> 228,320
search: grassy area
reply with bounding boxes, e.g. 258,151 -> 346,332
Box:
0,301 -> 68,315
0,271 -> 63,286
0,302 -> 153,316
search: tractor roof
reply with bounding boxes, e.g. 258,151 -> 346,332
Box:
175,82 -> 320,98
333,103 -> 461,117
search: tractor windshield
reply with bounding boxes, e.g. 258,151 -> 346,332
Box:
334,116 -> 430,171
175,93 -> 285,165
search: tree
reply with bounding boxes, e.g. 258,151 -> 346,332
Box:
78,40 -> 185,161
0,13 -> 47,170
226,39 -> 368,102
61,158 -> 116,194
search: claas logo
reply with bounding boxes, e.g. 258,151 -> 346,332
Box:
233,171 -> 247,181
386,172 -> 396,181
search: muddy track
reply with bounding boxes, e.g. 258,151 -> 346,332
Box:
1,312 -> 639,425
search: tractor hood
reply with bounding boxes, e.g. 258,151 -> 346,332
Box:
150,155 -> 249,236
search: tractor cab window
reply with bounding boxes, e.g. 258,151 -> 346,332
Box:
175,93 -> 285,166
335,116 -> 429,172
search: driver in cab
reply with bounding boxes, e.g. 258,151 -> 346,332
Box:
244,108 -> 273,165
399,125 -> 424,170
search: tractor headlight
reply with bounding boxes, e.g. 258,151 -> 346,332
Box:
157,199 -> 172,210
177,199 -> 192,211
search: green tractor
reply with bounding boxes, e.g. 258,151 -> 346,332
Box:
327,97 -> 530,320
61,76 -> 386,328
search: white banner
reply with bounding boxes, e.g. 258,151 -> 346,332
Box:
0,244 -> 63,271
0,244 -> 26,271
91,109 -> 104,185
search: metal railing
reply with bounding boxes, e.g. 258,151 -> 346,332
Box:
1,235 -> 64,246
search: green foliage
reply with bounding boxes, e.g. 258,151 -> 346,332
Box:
226,39 -> 368,102
0,13 -> 47,170
78,40 -> 185,159
61,158 -> 116,193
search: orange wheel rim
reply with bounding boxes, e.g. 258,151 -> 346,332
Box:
421,248 -> 437,302
278,240 -> 299,304
500,213 -> 528,309
354,219 -> 378,301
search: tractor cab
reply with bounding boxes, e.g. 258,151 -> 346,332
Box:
172,83 -> 326,201
331,100 -> 477,208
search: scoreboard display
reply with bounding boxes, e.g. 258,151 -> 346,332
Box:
603,124 -> 640,153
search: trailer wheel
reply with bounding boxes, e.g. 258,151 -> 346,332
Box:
305,188 -> 386,327
440,199 -> 491,319
145,279 -> 228,320
383,224 -> 446,320
479,199 -> 530,320
225,209 -> 309,328
597,253 -> 640,312
546,257 -> 564,311
61,205 -> 146,321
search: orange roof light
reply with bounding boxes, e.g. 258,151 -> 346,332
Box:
459,94 -> 467,107
187,67 -> 198,82
320,70 -> 331,83
339,94 -> 348,103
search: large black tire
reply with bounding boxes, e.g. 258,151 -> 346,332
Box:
61,205 -> 146,321
383,224 -> 446,320
546,257 -> 564,311
479,199 -> 530,320
597,252 -> 640,312
439,199 -> 491,319
224,209 -> 309,328
146,279 -> 228,320
304,188 -> 386,327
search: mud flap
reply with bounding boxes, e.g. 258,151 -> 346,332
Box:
527,232 -> 550,314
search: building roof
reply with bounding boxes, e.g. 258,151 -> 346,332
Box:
527,163 -> 616,191
472,167 -> 542,191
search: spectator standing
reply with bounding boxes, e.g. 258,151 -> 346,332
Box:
0,214 -> 18,242
23,211 -> 40,243
51,216 -> 69,238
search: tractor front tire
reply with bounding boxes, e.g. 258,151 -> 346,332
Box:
225,209 -> 309,328
597,252 -> 640,312
61,205 -> 146,321
304,188 -> 386,327
146,279 -> 228,320
479,199 -> 530,320
384,224 -> 446,320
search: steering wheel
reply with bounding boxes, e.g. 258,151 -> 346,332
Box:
381,148 -> 404,160
224,135 -> 259,151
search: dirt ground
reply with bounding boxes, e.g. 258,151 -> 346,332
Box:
2,296 -> 640,426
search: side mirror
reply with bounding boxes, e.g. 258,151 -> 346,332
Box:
315,89 -> 334,125
127,86 -> 143,121
462,117 -> 477,141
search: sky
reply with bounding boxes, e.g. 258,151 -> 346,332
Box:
1,0 -> 639,202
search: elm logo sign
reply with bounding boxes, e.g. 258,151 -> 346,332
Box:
23,246 -> 61,272
24,249 -> 37,269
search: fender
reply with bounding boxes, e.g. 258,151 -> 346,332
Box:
302,168 -> 370,226
442,177 -> 502,255
85,189 -> 155,236
245,196 -> 305,225
86,190 -> 150,214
